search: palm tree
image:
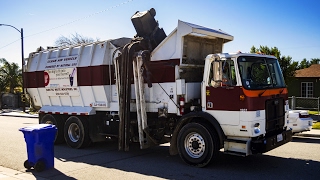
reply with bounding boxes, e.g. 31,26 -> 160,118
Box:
0,58 -> 22,93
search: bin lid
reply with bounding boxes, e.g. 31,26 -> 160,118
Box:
19,124 -> 56,132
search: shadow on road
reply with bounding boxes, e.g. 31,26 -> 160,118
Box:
3,116 -> 319,179
28,168 -> 76,180
31,139 -> 320,180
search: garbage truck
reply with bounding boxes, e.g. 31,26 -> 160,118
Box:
24,8 -> 292,167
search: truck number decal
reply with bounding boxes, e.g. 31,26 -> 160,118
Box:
207,102 -> 213,108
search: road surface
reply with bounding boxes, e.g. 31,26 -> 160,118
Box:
0,115 -> 319,179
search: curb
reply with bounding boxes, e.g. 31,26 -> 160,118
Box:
294,133 -> 320,138
0,111 -> 38,118
293,128 -> 320,138
0,114 -> 38,118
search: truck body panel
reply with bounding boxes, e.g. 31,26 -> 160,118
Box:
26,20 -> 233,116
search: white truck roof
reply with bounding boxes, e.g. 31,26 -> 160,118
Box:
151,20 -> 234,62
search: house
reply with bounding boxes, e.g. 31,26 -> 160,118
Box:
288,64 -> 320,97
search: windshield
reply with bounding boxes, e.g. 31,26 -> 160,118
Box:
238,56 -> 286,90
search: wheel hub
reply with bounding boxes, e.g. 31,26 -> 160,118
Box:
184,132 -> 205,158
44,120 -> 52,124
68,123 -> 80,142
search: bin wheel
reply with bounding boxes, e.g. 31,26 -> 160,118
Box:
24,160 -> 31,170
34,161 -> 45,172
40,114 -> 65,144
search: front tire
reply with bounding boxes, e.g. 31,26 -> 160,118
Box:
40,114 -> 65,144
64,116 -> 91,149
177,123 -> 218,167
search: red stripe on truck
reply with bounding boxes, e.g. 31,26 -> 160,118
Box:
205,86 -> 288,111
24,59 -> 179,88
77,65 -> 116,86
24,71 -> 45,88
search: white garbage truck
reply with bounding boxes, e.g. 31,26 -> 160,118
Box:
24,8 -> 292,167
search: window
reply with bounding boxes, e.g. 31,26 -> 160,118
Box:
301,82 -> 313,97
237,56 -> 286,90
208,60 -> 236,87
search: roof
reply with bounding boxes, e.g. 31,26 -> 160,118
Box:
181,21 -> 233,39
295,64 -> 320,77
151,20 -> 233,61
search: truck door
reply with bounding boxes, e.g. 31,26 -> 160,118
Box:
205,59 -> 240,126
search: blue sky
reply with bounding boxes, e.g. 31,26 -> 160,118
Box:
1,0 -> 319,67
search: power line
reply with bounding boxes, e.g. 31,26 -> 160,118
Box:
280,45 -> 320,49
0,39 -> 20,49
0,0 -> 133,50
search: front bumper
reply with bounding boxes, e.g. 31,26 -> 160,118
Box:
251,129 -> 292,154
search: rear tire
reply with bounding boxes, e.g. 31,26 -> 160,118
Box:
177,123 -> 219,167
64,116 -> 91,149
40,114 -> 65,144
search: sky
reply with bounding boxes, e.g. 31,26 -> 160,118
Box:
0,0 -> 320,67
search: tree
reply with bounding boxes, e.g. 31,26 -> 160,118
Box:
297,58 -> 320,70
54,32 -> 99,47
310,58 -> 320,65
0,58 -> 22,93
0,75 -> 7,93
298,58 -> 311,69
250,45 -> 298,85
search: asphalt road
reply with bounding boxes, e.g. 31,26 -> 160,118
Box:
0,116 -> 320,180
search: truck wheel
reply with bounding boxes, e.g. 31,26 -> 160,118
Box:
64,116 -> 91,149
177,123 -> 218,167
40,114 -> 65,144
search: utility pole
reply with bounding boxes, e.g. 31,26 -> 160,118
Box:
0,24 -> 25,112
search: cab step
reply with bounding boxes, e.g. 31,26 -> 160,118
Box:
224,138 -> 251,156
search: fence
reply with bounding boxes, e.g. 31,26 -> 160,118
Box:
288,96 -> 320,111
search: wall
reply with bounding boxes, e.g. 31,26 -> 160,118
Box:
287,77 -> 320,97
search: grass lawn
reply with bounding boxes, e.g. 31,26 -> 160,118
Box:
313,122 -> 320,129
308,110 -> 320,115
308,111 -> 320,129
307,111 -> 320,129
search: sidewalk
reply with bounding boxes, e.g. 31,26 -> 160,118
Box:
0,109 -> 38,118
0,166 -> 47,180
294,127 -> 320,138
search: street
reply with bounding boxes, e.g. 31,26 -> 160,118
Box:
0,115 -> 320,180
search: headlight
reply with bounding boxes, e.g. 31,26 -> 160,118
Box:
254,123 -> 260,134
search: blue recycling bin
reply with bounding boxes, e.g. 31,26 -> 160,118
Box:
19,124 -> 57,172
